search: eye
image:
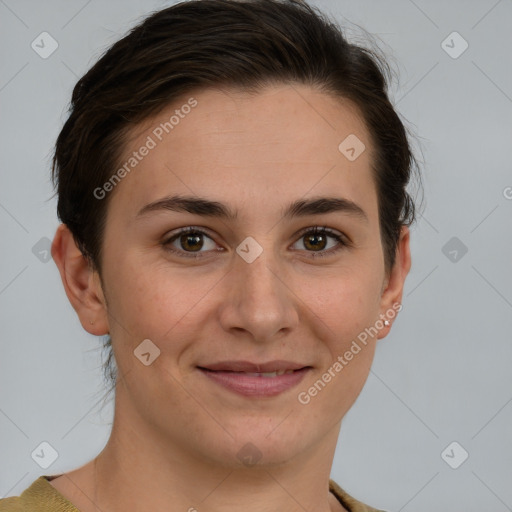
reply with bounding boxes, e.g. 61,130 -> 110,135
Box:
291,226 -> 349,258
162,226 -> 219,259
162,225 -> 349,259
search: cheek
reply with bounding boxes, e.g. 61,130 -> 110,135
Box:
303,265 -> 382,338
301,284 -> 379,418
299,271 -> 382,415
103,254 -> 220,355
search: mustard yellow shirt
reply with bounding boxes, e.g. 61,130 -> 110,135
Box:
0,475 -> 387,512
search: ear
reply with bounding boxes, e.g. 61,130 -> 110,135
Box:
377,225 -> 411,340
51,224 -> 109,336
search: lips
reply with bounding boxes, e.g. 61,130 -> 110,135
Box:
197,360 -> 311,397
200,368 -> 297,378
198,360 -> 308,373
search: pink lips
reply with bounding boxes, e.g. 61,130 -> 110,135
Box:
197,360 -> 311,397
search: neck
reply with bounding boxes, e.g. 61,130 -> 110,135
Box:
92,395 -> 346,512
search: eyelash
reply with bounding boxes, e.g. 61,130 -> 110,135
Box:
161,225 -> 350,260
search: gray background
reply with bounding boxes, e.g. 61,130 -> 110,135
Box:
1,0 -> 511,510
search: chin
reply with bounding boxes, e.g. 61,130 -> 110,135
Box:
211,424 -> 314,469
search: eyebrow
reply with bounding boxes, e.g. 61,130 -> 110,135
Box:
136,194 -> 368,223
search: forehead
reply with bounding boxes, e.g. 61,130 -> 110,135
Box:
108,84 -> 377,223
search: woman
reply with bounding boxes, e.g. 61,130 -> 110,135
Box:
0,0 -> 420,511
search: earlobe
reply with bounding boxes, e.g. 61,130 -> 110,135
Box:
51,224 -> 109,335
377,225 -> 411,340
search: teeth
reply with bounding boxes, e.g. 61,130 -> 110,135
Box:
239,369 -> 295,377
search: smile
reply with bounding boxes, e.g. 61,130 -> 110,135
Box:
197,365 -> 311,397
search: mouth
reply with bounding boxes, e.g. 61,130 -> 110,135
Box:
197,360 -> 312,397
199,368 -> 300,377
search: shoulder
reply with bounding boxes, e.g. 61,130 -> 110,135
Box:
0,496 -> 21,512
0,476 -> 78,512
329,479 -> 389,512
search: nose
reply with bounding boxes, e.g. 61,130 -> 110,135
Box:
217,245 -> 299,343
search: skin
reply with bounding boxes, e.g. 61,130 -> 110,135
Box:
50,84 -> 411,512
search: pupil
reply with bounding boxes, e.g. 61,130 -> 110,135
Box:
306,234 -> 325,251
182,234 -> 202,251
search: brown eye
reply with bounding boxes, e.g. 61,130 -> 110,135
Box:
292,226 -> 348,258
162,225 -> 348,260
163,227 -> 218,258
179,232 -> 204,252
303,231 -> 328,251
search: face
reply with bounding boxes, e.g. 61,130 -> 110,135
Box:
78,84 -> 409,467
